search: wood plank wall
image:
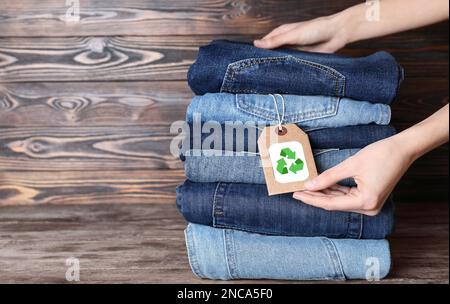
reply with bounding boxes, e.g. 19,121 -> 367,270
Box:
0,0 -> 448,205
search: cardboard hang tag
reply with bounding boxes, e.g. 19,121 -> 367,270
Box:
257,124 -> 318,196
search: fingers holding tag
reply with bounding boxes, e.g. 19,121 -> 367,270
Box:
257,124 -> 318,196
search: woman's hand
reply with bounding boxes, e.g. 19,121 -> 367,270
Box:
253,16 -> 348,53
293,137 -> 414,216
254,0 -> 449,52
293,104 -> 449,216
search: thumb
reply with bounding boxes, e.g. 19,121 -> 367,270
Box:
305,160 -> 354,191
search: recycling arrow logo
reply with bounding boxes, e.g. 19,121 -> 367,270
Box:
276,147 -> 304,175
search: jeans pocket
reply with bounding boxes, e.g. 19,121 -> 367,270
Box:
235,93 -> 339,123
220,56 -> 346,96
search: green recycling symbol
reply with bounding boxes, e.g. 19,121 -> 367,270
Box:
276,147 -> 304,175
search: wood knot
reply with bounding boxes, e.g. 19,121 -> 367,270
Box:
88,37 -> 107,53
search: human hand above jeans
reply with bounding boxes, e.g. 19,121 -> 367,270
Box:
254,0 -> 449,52
293,137 -> 413,216
293,105 -> 449,216
253,16 -> 347,53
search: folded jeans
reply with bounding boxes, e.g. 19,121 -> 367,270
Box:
177,180 -> 395,239
179,123 -> 396,160
187,93 -> 391,130
185,223 -> 391,280
188,40 -> 403,104
184,149 -> 359,185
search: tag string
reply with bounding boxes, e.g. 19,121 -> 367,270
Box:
270,94 -> 285,131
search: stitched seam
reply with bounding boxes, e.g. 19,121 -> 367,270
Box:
226,88 -> 258,94
359,214 -> 364,239
385,106 -> 392,124
346,212 -> 363,239
229,56 -> 344,79
213,223 -> 344,238
346,212 -> 350,238
236,95 -> 339,122
212,182 -> 222,227
239,97 -> 336,120
325,238 -> 347,280
222,57 -> 345,92
341,76 -> 347,97
223,229 -> 237,279
321,238 -> 346,280
185,226 -> 203,278
221,56 -> 345,96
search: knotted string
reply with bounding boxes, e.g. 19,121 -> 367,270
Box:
270,93 -> 286,131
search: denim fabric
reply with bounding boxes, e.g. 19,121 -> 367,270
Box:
188,40 -> 403,104
186,93 -> 391,130
177,181 -> 394,239
181,123 -> 396,157
185,224 -> 391,280
184,149 -> 359,184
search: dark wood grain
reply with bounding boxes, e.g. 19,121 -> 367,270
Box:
0,125 -> 446,174
388,203 -> 449,283
0,0 -> 448,284
0,125 -> 183,171
404,145 -> 448,177
0,170 -> 185,206
0,170 -> 447,207
0,30 -> 448,83
0,36 -> 201,82
392,78 -> 449,126
340,22 -> 449,79
0,82 -> 191,126
0,202 -> 447,283
0,0 -> 360,37
0,170 -> 447,208
0,203 -> 190,283
0,78 -> 447,127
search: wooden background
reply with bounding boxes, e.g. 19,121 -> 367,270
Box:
0,0 -> 448,283
0,0 -> 448,205
0,0 -> 449,205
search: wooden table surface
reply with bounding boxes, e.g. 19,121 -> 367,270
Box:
0,202 -> 447,283
0,0 -> 448,283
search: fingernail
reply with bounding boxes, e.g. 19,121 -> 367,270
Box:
292,192 -> 303,199
305,180 -> 316,190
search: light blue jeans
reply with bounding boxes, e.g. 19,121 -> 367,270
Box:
184,149 -> 358,185
186,93 -> 391,130
185,224 -> 391,281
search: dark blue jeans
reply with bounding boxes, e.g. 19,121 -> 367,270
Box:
180,123 -> 396,159
188,40 -> 404,104
176,180 -> 395,239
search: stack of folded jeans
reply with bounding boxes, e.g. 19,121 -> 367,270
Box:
176,40 -> 404,281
